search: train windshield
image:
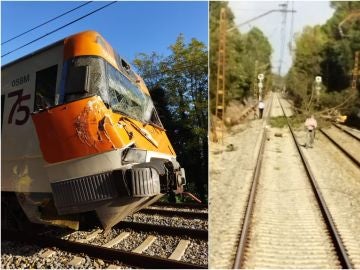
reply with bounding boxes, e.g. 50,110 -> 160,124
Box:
106,62 -> 151,122
62,56 -> 161,126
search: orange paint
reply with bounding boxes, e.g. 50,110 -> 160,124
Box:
32,96 -> 175,164
63,31 -> 150,96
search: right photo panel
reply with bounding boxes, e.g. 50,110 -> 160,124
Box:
210,1 -> 360,269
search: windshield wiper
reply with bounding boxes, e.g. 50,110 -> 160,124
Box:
119,116 -> 159,148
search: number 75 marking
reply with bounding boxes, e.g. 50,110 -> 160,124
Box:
7,89 -> 31,125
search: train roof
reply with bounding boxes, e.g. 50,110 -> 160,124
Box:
2,30 -> 150,95
1,39 -> 63,69
2,30 -> 126,71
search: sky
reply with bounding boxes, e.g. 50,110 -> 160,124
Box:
229,1 -> 335,76
1,1 -> 208,67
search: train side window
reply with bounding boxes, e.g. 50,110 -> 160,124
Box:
121,59 -> 130,71
1,94 -> 5,128
65,65 -> 90,95
63,57 -> 107,103
34,65 -> 58,111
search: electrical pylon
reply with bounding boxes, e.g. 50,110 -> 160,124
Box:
214,7 -> 226,142
278,2 -> 289,76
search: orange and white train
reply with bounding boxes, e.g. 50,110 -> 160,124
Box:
1,30 -> 185,230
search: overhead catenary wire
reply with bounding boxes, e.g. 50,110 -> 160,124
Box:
1,1 -> 116,58
2,1 -> 93,45
227,8 -> 296,33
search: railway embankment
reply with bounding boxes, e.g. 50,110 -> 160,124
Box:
210,92 -> 360,268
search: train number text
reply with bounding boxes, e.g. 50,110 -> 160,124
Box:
7,89 -> 31,125
11,74 -> 30,87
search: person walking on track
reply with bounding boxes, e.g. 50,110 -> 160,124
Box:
304,114 -> 317,148
258,100 -> 265,119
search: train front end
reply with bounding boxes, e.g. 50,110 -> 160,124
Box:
31,31 -> 185,230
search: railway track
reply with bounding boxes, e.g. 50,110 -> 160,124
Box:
209,94 -> 276,268
153,201 -> 208,210
2,203 -> 208,268
233,94 -> 353,268
139,206 -> 208,220
319,124 -> 360,167
332,123 -> 360,141
300,121 -> 360,268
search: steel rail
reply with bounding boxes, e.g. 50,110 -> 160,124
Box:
116,221 -> 208,240
153,201 -> 208,209
139,208 -> 208,220
233,93 -> 274,269
2,229 -> 207,269
319,128 -> 360,167
332,123 -> 360,142
277,97 -> 353,269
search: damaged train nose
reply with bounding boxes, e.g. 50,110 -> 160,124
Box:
49,158 -> 185,215
96,157 -> 186,230
31,95 -> 186,230
2,31 -> 188,232
49,154 -> 186,230
123,151 -> 186,196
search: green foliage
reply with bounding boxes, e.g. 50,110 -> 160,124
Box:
286,2 -> 360,117
209,2 -> 272,114
288,114 -> 308,129
132,34 -> 208,202
320,40 -> 351,91
269,116 -> 287,128
293,26 -> 328,74
240,27 -> 272,98
132,52 -> 164,90
209,2 -> 242,112
320,88 -> 358,114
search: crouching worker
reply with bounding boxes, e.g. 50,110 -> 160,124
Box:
304,114 -> 317,148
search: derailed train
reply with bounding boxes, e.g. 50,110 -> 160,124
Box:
1,30 -> 186,230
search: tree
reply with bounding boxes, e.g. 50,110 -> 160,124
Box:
210,2 -> 272,115
132,52 -> 164,90
240,27 -> 272,97
286,2 -> 360,117
133,34 -> 208,202
209,2 -> 247,113
286,25 -> 329,111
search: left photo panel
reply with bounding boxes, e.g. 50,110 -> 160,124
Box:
1,1 -> 208,268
